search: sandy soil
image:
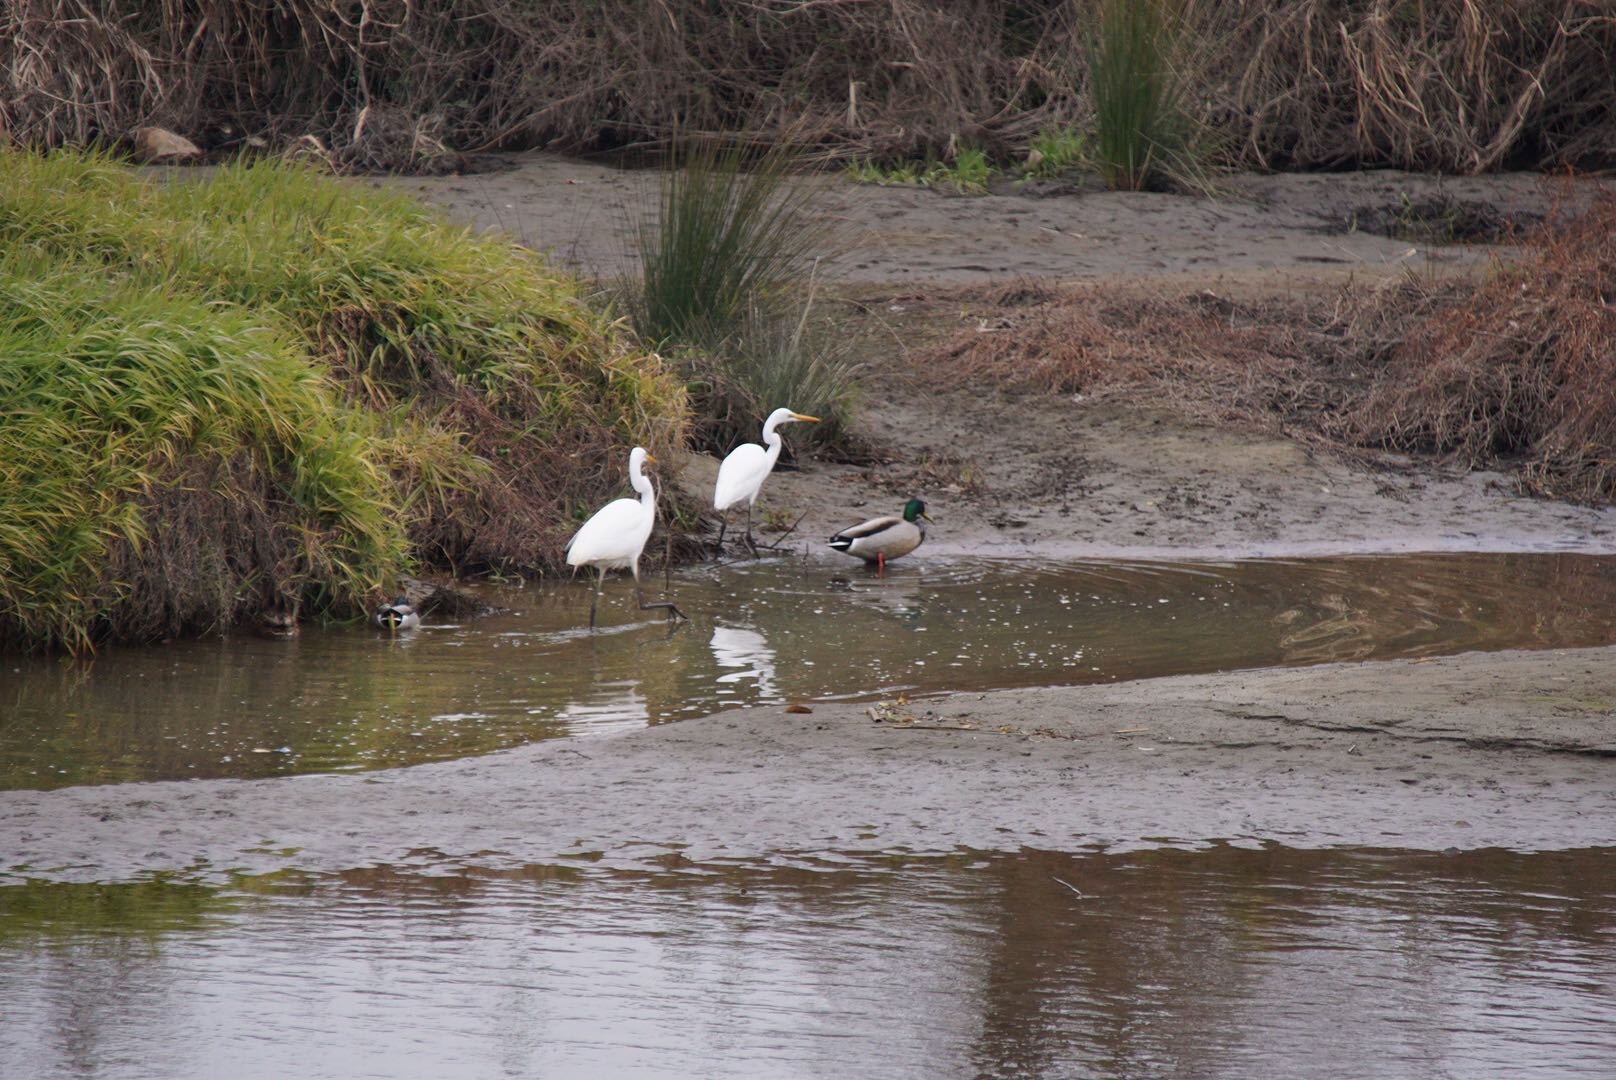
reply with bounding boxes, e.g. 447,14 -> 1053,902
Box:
382,156 -> 1560,288
6,647 -> 1613,883
6,158 -> 1613,881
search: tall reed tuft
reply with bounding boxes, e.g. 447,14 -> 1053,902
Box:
632,139 -> 858,454
632,139 -> 826,349
1087,0 -> 1200,192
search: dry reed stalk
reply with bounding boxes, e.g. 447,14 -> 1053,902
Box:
1207,0 -> 1616,171
2,3 -> 1610,172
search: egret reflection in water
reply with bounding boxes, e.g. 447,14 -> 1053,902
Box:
709,624 -> 779,699
2,552 -> 1614,788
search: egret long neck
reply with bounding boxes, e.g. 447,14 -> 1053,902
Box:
761,418 -> 786,469
631,461 -> 656,509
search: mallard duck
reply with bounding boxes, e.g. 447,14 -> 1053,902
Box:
566,447 -> 688,629
713,407 -> 820,554
373,596 -> 420,631
829,497 -> 930,573
254,606 -> 300,639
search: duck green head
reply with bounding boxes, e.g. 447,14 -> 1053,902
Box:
902,497 -> 930,523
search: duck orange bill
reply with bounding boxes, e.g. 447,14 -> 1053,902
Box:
792,413 -> 822,423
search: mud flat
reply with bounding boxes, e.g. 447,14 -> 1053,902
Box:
4,645 -> 1613,884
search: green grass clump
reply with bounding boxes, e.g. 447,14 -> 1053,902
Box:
1087,0 -> 1207,192
632,140 -> 825,351
0,261 -> 403,652
0,149 -> 686,650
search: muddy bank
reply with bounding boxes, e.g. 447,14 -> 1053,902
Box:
381,155 -> 1616,561
381,156 -> 1566,288
677,400 -> 1616,564
5,645 -> 1613,884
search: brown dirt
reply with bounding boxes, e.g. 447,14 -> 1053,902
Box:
7,157 -> 1615,880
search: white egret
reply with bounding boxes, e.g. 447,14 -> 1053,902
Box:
713,407 -> 820,554
566,447 -> 687,628
373,596 -> 421,631
829,497 -> 930,574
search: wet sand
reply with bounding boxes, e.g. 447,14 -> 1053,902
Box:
5,646 -> 1613,883
6,158 -> 1614,881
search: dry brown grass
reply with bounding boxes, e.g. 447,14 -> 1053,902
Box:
3,2 -> 1610,172
1343,193 -> 1616,501
931,189 -> 1616,504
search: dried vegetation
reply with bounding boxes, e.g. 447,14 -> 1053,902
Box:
2,1 -> 1611,173
935,190 -> 1616,504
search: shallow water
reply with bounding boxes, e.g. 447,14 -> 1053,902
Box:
3,552 -> 1614,789
2,844 -> 1613,1079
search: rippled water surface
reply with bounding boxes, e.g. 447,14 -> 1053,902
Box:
3,552 -> 1614,789
3,845 -> 1614,1079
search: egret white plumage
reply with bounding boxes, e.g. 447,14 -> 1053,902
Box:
713,407 -> 820,554
373,596 -> 420,631
829,497 -> 930,574
566,447 -> 688,628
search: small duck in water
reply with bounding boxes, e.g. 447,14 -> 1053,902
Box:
829,497 -> 930,574
373,596 -> 421,631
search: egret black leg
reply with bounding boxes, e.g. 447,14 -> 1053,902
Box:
588,567 -> 604,629
714,515 -> 728,557
743,504 -> 759,558
633,568 -> 687,622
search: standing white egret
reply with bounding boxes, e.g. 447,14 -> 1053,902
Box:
566,447 -> 688,629
713,407 -> 820,554
829,497 -> 931,574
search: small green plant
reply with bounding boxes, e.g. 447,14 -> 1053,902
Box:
1087,0 -> 1207,192
924,146 -> 992,193
844,159 -> 924,186
845,145 -> 994,194
1022,129 -> 1090,178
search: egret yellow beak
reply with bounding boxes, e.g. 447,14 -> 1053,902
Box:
792,413 -> 822,423
644,452 -> 659,465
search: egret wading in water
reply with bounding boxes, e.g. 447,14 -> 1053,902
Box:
829,497 -> 931,574
713,407 -> 820,555
566,447 -> 688,629
373,597 -> 420,631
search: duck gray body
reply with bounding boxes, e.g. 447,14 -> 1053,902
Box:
829,497 -> 929,566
